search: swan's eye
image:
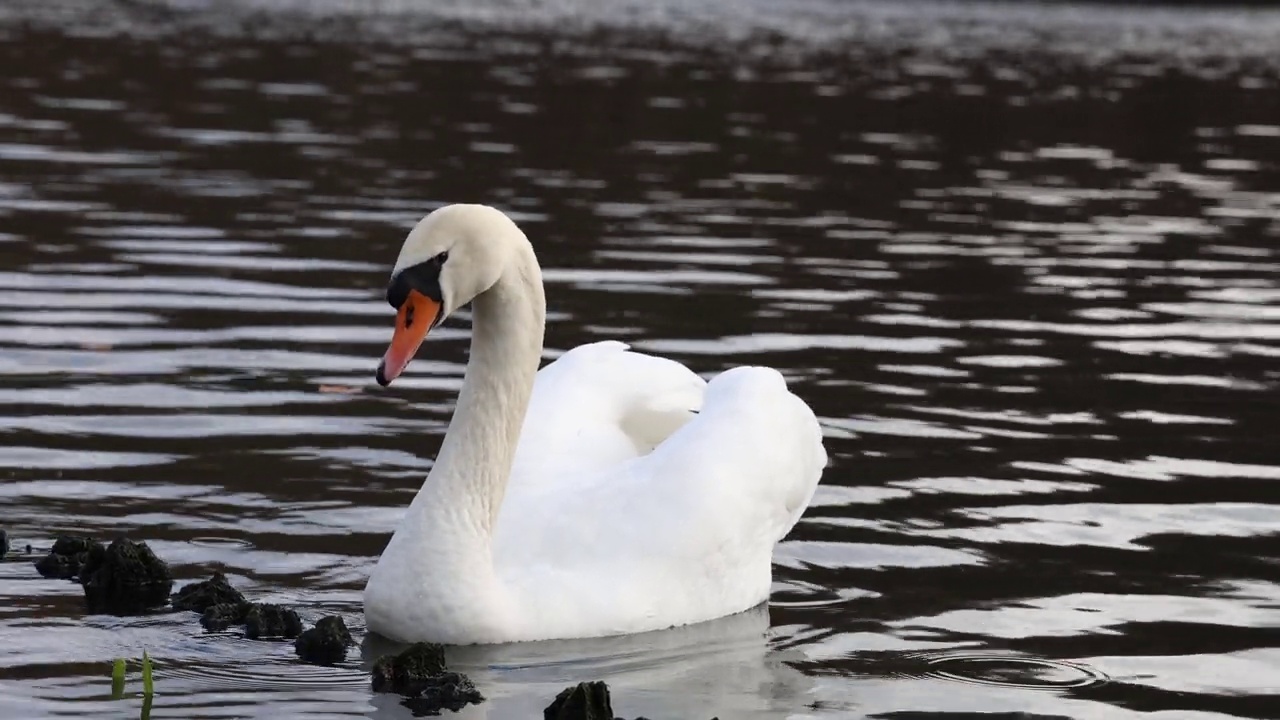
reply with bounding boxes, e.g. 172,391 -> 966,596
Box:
434,251 -> 449,265
404,304 -> 416,328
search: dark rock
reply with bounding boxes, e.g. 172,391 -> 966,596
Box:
200,600 -> 301,640
544,681 -> 613,720
371,643 -> 484,714
244,603 -> 302,639
371,642 -> 448,694
36,552 -> 82,579
33,535 -> 102,579
0,529 -> 7,557
294,615 -> 353,665
51,536 -> 98,556
201,602 -> 251,631
400,672 -> 484,716
172,572 -> 246,612
80,538 -> 172,614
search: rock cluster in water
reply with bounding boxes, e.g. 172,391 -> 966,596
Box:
170,573 -> 304,639
194,600 -> 302,638
18,536 -> 703,717
294,615 -> 353,665
169,574 -> 358,663
371,642 -> 484,715
34,536 -> 173,614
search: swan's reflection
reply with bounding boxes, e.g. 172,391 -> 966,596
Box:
362,605 -> 812,719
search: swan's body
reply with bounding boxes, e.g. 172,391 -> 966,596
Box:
363,204 -> 826,645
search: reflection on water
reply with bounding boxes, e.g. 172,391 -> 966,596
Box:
1,0 -> 1278,718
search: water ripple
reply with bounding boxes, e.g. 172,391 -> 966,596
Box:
0,3 -> 1277,719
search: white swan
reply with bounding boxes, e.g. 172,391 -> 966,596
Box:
363,204 -> 827,645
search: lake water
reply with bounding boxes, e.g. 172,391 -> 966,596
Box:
1,1 -> 1278,718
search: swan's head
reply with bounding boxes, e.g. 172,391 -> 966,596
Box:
376,204 -> 518,386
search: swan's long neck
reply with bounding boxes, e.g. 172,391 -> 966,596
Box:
365,212 -> 546,642
421,242 -> 545,534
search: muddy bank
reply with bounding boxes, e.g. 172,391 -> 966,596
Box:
6,0 -> 1280,71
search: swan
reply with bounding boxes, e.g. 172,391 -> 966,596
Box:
362,204 -> 827,645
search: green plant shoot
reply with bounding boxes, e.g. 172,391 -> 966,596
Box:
110,658 -> 126,699
141,651 -> 154,697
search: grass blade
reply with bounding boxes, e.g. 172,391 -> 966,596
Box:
141,651 -> 154,697
110,658 -> 126,699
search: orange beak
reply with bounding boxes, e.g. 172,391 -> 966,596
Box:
376,289 -> 441,386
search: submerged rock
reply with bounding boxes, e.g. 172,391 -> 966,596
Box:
400,672 -> 484,716
372,642 -> 483,714
201,601 -> 251,631
244,603 -> 302,639
80,538 -> 172,613
172,572 -> 246,612
294,615 -> 353,665
544,681 -> 614,720
371,642 -> 448,694
33,535 -> 101,579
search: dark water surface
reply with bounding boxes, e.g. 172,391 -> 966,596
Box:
1,1 -> 1278,718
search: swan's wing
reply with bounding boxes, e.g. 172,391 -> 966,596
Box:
508,341 -> 706,486
494,366 -> 826,635
625,365 -> 827,547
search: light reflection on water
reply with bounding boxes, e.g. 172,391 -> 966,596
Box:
1,0 -> 1279,718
